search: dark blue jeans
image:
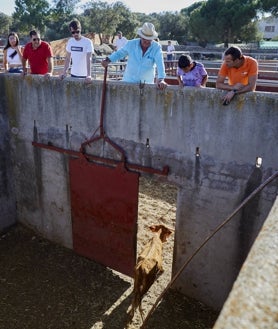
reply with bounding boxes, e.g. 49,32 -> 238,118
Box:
9,67 -> 23,73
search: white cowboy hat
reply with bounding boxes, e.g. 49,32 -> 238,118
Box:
137,22 -> 158,40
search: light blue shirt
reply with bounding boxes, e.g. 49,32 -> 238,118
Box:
108,38 -> 166,84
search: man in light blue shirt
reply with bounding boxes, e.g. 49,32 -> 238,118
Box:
102,22 -> 167,90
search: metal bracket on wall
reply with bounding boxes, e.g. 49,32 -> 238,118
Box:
32,67 -> 169,177
32,142 -> 169,176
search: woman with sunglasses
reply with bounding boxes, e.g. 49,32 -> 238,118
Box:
22,30 -> 53,78
3,32 -> 23,73
59,19 -> 94,84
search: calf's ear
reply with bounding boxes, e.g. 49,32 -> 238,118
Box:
161,231 -> 172,242
149,225 -> 157,232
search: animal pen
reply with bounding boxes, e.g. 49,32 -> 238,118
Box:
1,69 -> 277,328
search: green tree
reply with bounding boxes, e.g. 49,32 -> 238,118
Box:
0,12 -> 12,37
187,2 -> 210,46
134,13 -> 160,35
107,1 -> 138,40
82,1 -> 124,44
238,21 -> 261,43
181,1 -> 203,16
12,0 -> 51,36
158,11 -> 189,44
46,0 -> 78,40
188,0 -> 260,46
259,0 -> 278,16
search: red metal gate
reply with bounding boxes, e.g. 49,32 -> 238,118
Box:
32,67 -> 168,277
69,157 -> 139,277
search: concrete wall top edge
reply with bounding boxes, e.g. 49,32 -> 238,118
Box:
2,74 -> 277,169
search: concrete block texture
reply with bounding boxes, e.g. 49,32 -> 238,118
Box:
1,74 -> 277,310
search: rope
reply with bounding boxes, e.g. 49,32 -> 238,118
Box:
141,170 -> 278,328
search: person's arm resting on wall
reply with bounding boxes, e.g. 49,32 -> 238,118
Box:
216,74 -> 240,104
216,74 -> 257,93
59,52 -> 71,79
3,49 -> 8,72
85,52 -> 92,83
217,74 -> 258,105
155,50 -> 167,90
216,75 -> 237,91
21,57 -> 28,76
201,74 -> 208,87
157,78 -> 167,90
234,74 -> 258,94
45,56 -> 53,79
177,75 -> 183,87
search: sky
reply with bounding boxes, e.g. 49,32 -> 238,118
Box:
1,0 -> 200,16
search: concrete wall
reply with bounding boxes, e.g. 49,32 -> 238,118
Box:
213,196 -> 278,329
1,74 -> 278,310
0,77 -> 16,231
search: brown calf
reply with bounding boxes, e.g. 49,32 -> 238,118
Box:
128,224 -> 173,322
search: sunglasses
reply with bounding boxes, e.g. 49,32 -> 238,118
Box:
71,30 -> 80,35
32,38 -> 40,41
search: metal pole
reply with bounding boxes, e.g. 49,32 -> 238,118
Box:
141,170 -> 278,328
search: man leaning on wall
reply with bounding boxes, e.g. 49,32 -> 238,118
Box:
216,46 -> 258,105
22,30 -> 53,79
101,22 -> 167,90
59,19 -> 94,84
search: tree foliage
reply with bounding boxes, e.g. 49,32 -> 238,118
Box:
0,12 -> 12,36
1,0 -> 276,45
134,13 -> 160,33
109,2 -> 139,40
12,0 -> 50,36
181,1 -> 203,16
46,0 -> 78,40
156,12 -> 189,44
82,1 -> 131,44
188,0 -> 261,46
259,0 -> 278,16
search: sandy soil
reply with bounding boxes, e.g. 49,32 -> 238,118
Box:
0,176 -> 218,329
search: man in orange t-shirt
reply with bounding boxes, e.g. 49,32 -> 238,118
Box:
216,46 -> 258,105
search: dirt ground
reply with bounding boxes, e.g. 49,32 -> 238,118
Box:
0,177 -> 219,329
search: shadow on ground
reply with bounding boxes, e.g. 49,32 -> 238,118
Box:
0,224 -> 218,329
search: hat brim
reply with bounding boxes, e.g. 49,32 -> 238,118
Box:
137,28 -> 158,40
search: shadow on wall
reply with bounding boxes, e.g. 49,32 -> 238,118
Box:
238,166 -> 263,266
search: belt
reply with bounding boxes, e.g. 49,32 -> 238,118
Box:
9,64 -> 22,68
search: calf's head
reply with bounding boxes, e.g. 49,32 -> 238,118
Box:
149,224 -> 173,243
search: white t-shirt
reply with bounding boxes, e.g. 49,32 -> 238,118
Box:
167,44 -> 175,54
115,36 -> 128,50
66,36 -> 94,76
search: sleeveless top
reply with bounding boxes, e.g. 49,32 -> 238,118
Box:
6,47 -> 22,65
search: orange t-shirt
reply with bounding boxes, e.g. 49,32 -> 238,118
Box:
219,56 -> 258,86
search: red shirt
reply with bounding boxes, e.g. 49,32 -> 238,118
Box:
23,41 -> 53,74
